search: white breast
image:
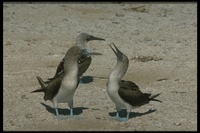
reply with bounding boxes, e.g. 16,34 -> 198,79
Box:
54,80 -> 77,103
107,80 -> 127,108
54,65 -> 78,103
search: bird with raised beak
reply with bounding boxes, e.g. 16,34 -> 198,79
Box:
107,43 -> 162,122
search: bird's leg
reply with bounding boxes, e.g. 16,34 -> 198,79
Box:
126,112 -> 130,119
53,101 -> 68,120
79,79 -> 83,84
54,108 -> 68,120
67,108 -> 80,120
67,101 -> 80,120
55,108 -> 59,116
79,76 -> 83,84
116,110 -> 120,118
70,108 -> 74,116
110,106 -> 121,120
113,110 -> 122,121
121,112 -> 130,122
109,109 -> 121,120
113,110 -> 129,122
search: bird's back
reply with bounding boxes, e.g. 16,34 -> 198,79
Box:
118,80 -> 161,107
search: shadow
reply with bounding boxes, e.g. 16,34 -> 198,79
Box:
40,102 -> 88,116
109,108 -> 157,119
81,76 -> 94,84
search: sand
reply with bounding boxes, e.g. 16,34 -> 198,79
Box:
3,3 -> 197,131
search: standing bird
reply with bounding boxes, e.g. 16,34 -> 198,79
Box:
107,43 -> 162,122
31,46 -> 102,119
46,33 -> 105,83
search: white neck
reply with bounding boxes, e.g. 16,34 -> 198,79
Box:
108,60 -> 128,86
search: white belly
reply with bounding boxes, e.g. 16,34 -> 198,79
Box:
107,82 -> 127,109
54,77 -> 77,103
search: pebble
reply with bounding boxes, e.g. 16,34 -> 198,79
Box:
95,117 -> 101,120
9,120 -> 15,126
5,18 -> 10,21
21,94 -> 28,100
48,52 -> 54,55
176,39 -> 182,43
112,21 -> 120,24
173,122 -> 181,126
115,12 -> 125,17
144,36 -> 152,41
25,113 -> 33,119
5,41 -> 12,46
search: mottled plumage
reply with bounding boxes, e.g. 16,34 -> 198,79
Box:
31,46 -> 102,119
46,33 -> 105,83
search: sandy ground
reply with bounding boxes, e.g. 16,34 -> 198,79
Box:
3,3 -> 197,131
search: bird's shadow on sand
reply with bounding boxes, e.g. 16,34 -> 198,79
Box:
40,103 -> 88,116
81,76 -> 94,84
109,108 -> 157,119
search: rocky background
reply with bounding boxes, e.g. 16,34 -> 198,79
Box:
3,3 -> 197,131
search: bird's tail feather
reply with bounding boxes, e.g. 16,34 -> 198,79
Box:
30,76 -> 47,93
149,93 -> 162,103
36,76 -> 47,88
30,88 -> 46,93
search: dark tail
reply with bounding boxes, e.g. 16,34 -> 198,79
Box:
30,88 -> 46,93
148,93 -> 162,103
30,76 -> 47,93
36,76 -> 47,88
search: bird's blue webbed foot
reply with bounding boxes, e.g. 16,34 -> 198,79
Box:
67,108 -> 80,120
67,115 -> 80,120
54,108 -> 69,120
113,116 -> 129,122
54,108 -> 80,120
111,111 -> 129,122
55,115 -> 69,120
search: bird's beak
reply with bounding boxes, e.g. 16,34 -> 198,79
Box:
81,49 -> 102,56
109,43 -> 123,60
89,35 -> 105,41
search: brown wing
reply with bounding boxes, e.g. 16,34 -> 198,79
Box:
44,77 -> 62,101
45,58 -> 64,83
78,56 -> 91,77
55,58 -> 64,76
46,56 -> 91,83
118,80 -> 150,107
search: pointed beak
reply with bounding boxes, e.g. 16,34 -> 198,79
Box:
109,43 -> 123,60
81,49 -> 102,56
89,35 -> 105,41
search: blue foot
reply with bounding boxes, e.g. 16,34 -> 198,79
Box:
113,116 -> 129,122
110,111 -> 129,122
54,108 -> 68,120
68,115 -> 80,120
55,115 -> 68,120
66,108 -> 80,120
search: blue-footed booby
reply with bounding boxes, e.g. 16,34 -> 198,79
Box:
107,43 -> 162,122
31,46 -> 102,120
46,33 -> 105,83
